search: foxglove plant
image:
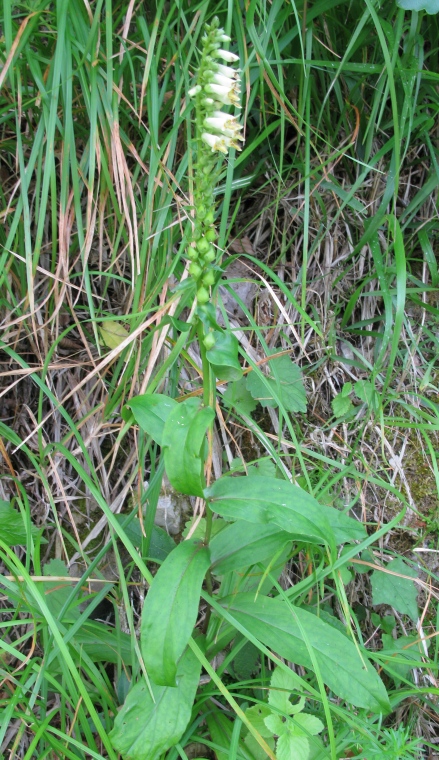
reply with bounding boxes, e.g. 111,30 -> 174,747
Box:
187,17 -> 244,335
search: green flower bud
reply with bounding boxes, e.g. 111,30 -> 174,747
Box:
187,247 -> 199,261
205,228 -> 217,242
197,286 -> 210,304
203,333 -> 216,350
189,262 -> 203,279
193,226 -> 202,241
202,246 -> 216,263
204,211 -> 215,225
196,237 -> 210,254
197,205 -> 207,220
202,270 -> 215,286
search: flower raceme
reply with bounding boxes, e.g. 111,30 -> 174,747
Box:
187,17 -> 244,319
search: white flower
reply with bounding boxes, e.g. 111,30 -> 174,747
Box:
217,63 -> 239,79
201,132 -> 229,154
215,49 -> 240,63
202,132 -> 242,153
205,82 -> 240,106
188,85 -> 201,97
204,112 -> 244,140
212,72 -> 237,88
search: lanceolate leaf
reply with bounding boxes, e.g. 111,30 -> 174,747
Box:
220,593 -> 390,713
205,476 -> 364,546
127,394 -> 178,445
109,645 -> 201,760
162,397 -> 215,496
206,330 -> 242,381
141,539 -> 210,686
371,557 -> 418,621
205,476 -> 331,546
210,520 -> 292,576
0,500 -> 39,546
246,355 -> 306,412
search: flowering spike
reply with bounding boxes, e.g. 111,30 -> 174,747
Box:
187,19 -> 244,305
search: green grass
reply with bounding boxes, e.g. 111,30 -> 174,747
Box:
1,0 -> 439,758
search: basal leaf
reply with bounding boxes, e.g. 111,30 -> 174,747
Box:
127,394 -> 178,446
99,320 -> 130,349
396,0 -> 439,13
223,377 -> 257,416
220,593 -> 390,713
293,713 -> 324,736
264,713 -> 286,737
141,539 -> 210,686
331,393 -> 354,418
162,397 -> 215,496
0,501 -> 38,546
246,355 -> 306,413
276,732 -> 309,760
210,520 -> 292,576
42,559 -> 79,622
206,331 -> 242,381
268,666 -> 304,715
245,704 -> 273,738
371,558 -> 418,621
380,634 -> 422,683
109,645 -> 201,760
114,515 -> 176,562
205,476 -> 336,547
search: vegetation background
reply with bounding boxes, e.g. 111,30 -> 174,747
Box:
0,0 -> 438,758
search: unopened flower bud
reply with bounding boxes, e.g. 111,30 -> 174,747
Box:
197,287 -> 210,304
202,270 -> 215,286
189,262 -> 203,279
203,333 -> 216,350
202,246 -> 216,263
205,228 -> 217,242
196,237 -> 210,254
187,247 -> 199,261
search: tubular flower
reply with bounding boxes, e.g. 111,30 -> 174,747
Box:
205,82 -> 241,107
187,17 -> 245,306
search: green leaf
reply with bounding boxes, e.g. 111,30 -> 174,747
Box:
220,593 -> 390,713
109,645 -> 201,760
206,476 -> 331,545
42,559 -> 79,622
380,634 -> 423,683
205,710 -> 234,760
127,394 -> 178,445
371,558 -> 418,621
245,704 -> 273,738
210,521 -> 292,576
396,0 -> 439,13
232,641 -> 260,680
141,539 -> 210,686
354,380 -> 378,410
276,732 -> 309,760
223,377 -> 257,416
205,476 -> 364,547
265,714 -> 286,737
206,331 -> 242,381
293,713 -> 324,736
99,320 -> 129,349
268,666 -> 303,715
162,397 -> 215,497
246,355 -> 306,413
0,500 -> 38,546
114,516 -> 176,562
244,732 -> 275,760
331,393 -> 354,418
73,621 -> 133,665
